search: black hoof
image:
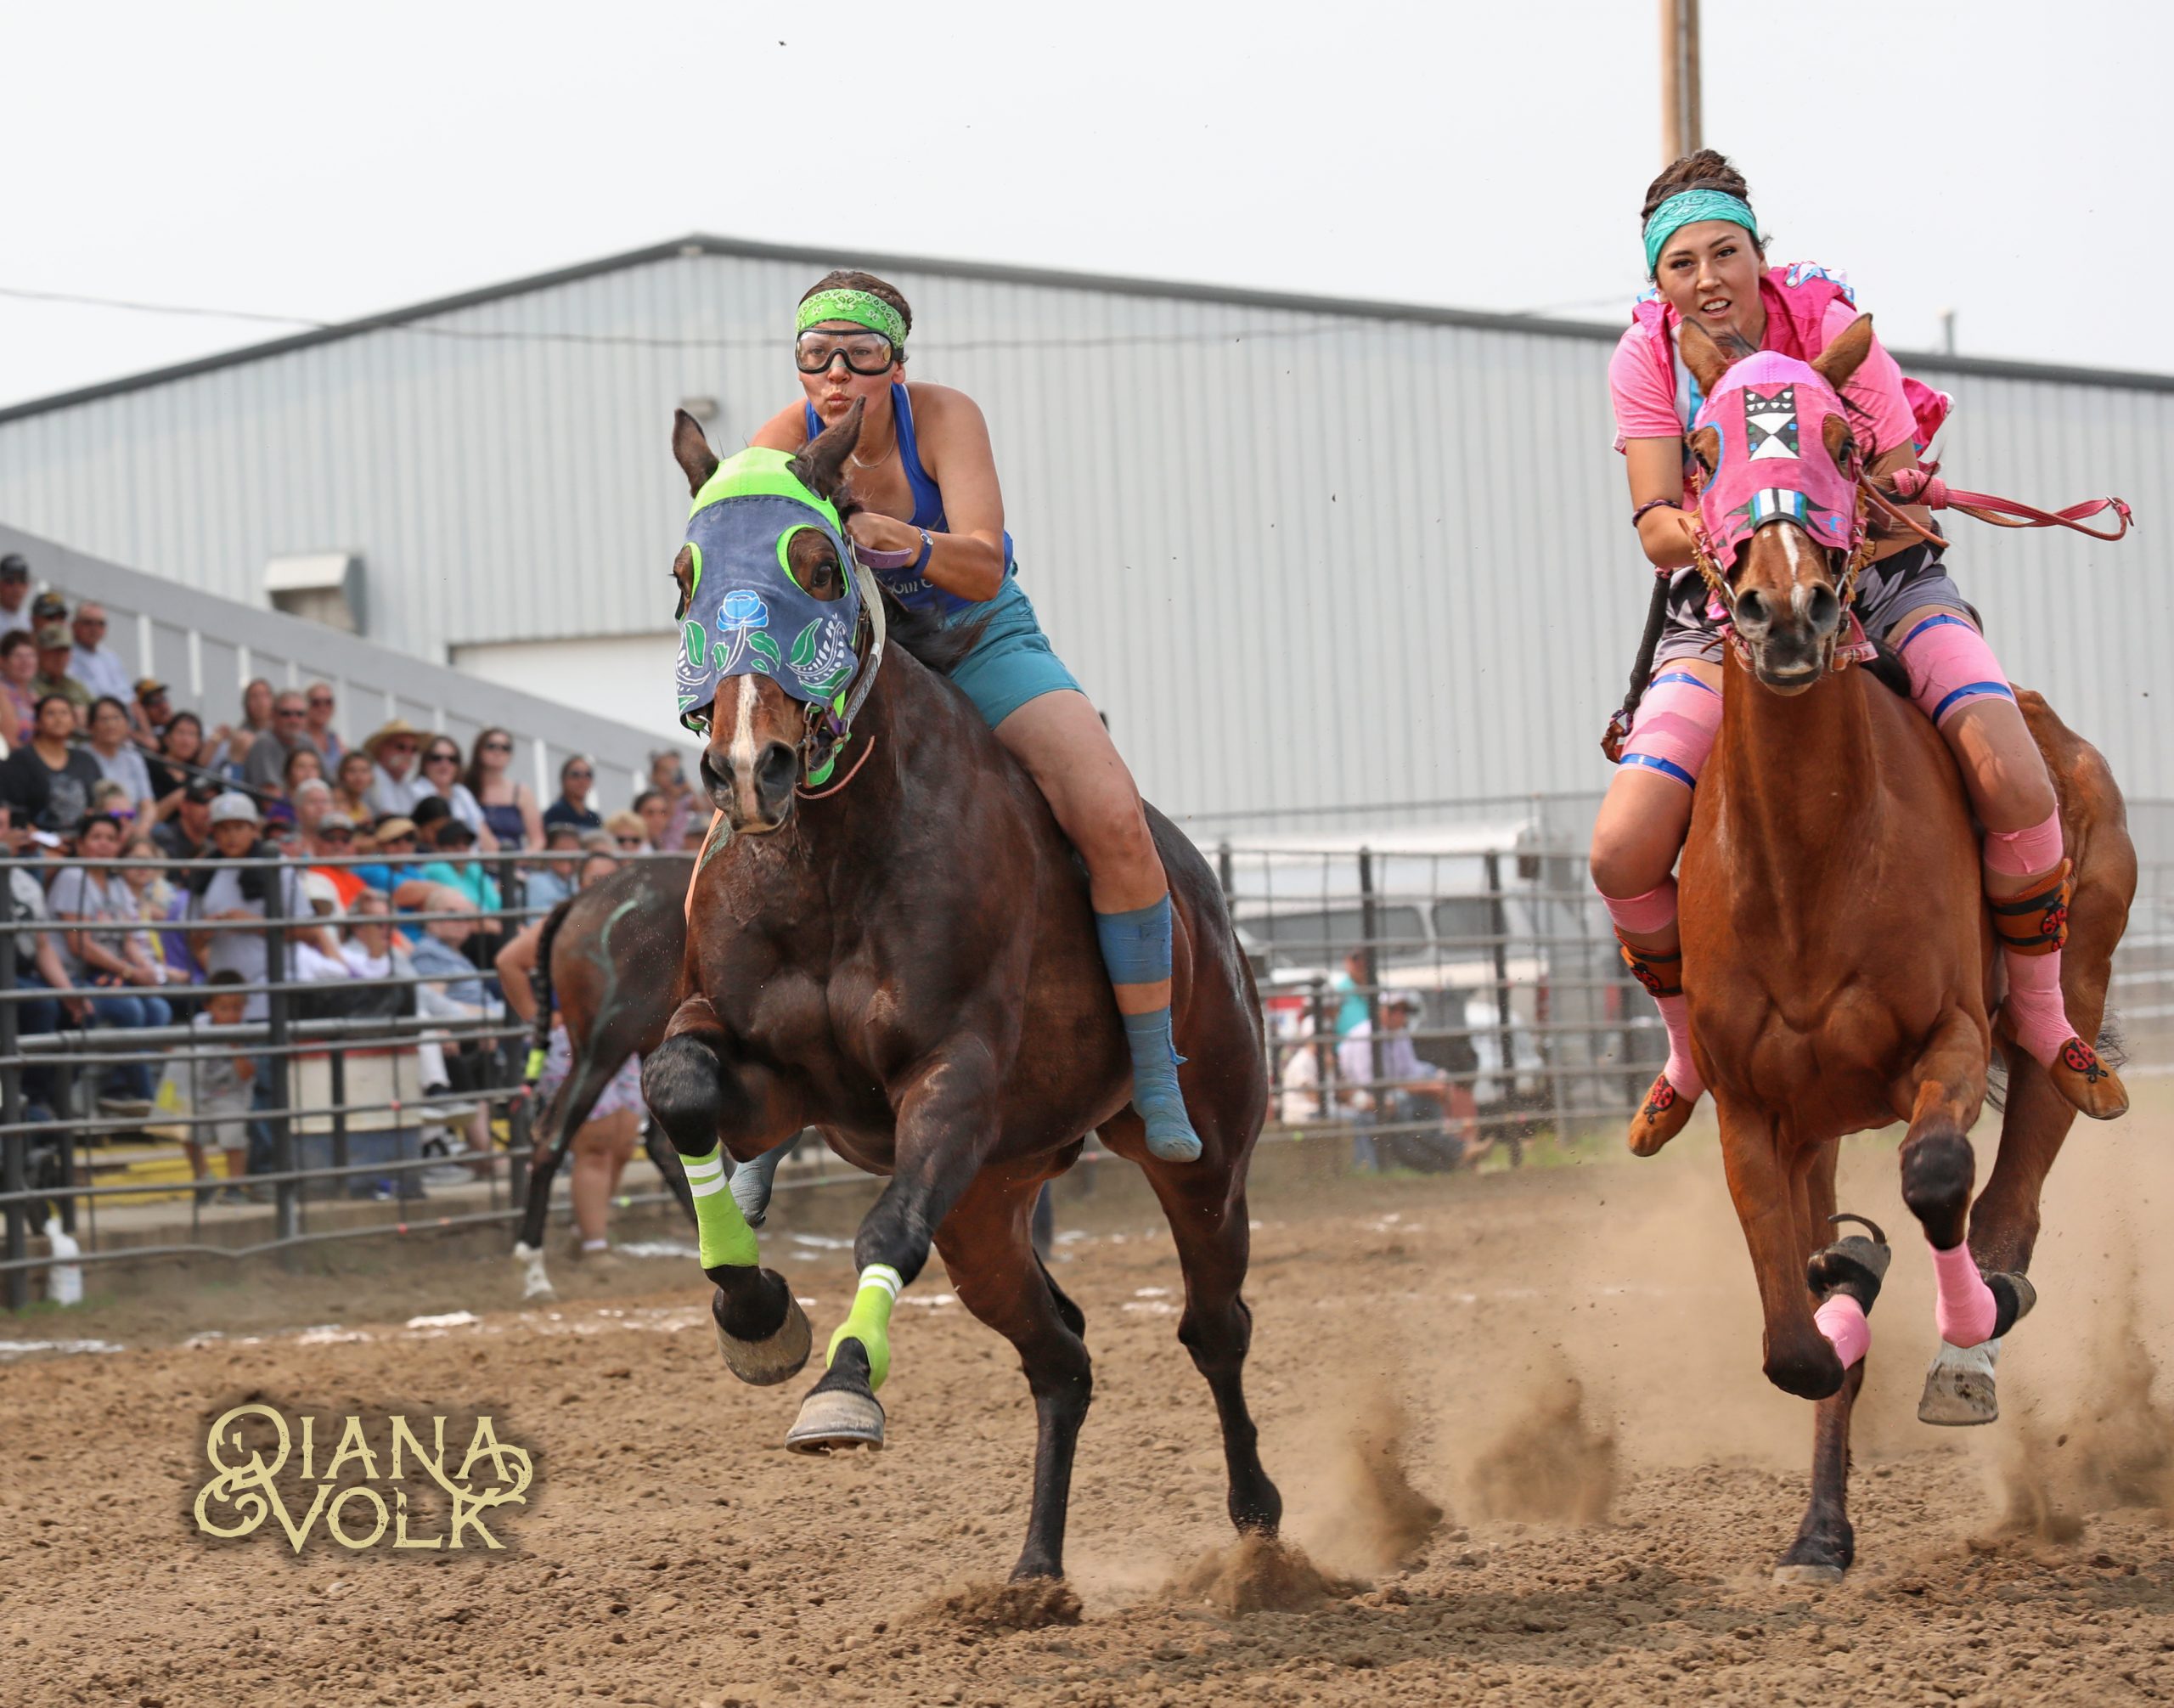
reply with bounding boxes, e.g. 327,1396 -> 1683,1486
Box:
1775,1523 -> 1853,1586
1805,1212 -> 1892,1311
710,1271 -> 811,1386
786,1340 -> 884,1453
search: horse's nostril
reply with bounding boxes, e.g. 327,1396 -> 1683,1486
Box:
1737,588 -> 1769,628
1807,584 -> 1841,634
756,741 -> 798,802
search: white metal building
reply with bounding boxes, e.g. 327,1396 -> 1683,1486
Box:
0,236 -> 2167,821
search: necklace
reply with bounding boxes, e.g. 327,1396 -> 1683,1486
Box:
848,424 -> 897,471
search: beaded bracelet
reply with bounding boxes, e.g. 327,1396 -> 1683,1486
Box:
1630,499 -> 1679,528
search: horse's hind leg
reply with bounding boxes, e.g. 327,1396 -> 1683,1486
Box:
1117,1109 -> 1282,1536
930,1162 -> 1094,1581
642,1004 -> 810,1385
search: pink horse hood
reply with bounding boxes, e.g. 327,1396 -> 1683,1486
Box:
1690,352 -> 1860,566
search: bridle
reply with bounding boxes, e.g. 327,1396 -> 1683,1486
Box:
1683,465 -> 1876,682
794,554 -> 888,798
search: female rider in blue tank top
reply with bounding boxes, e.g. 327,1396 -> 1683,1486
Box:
748,271 -> 1199,1163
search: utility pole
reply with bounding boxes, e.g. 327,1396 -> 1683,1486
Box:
1661,0 -> 1702,164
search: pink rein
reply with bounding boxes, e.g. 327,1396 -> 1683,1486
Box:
1868,464 -> 2134,546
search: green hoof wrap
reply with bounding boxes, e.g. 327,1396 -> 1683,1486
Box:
683,1146 -> 759,1271
825,1264 -> 901,1390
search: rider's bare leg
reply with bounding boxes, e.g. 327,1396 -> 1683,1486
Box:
994,690 -> 1199,1160
1590,657 -> 1724,1153
1890,603 -> 2125,1119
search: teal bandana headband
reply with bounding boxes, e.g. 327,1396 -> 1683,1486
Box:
1642,189 -> 1758,274
797,288 -> 907,349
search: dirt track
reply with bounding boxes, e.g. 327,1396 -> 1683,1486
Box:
6,1108 -> 2174,1706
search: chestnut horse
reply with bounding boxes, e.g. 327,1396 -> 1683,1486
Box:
640,407 -> 1281,1584
1673,319 -> 2135,1582
510,857 -> 699,1299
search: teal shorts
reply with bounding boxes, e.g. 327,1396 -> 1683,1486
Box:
943,576 -> 1082,729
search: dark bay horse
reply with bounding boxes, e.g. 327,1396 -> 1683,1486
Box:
1672,318 -> 2135,1582
510,856 -> 696,1299
641,407 -> 1281,1583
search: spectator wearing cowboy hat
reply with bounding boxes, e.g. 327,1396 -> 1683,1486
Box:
30,624 -> 91,725
363,719 -> 431,816
352,815 -> 424,897
131,677 -> 173,748
64,601 -> 132,705
0,555 -> 35,634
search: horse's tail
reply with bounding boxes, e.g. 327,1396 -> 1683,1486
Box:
524,895 -> 577,1085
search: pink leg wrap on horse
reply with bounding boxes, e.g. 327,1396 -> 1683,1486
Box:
1813,1294 -> 1870,1370
1896,612 -> 2016,728
1618,672 -> 1723,792
1929,1237 -> 1998,1348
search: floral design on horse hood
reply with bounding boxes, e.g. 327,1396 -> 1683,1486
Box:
1691,350 -> 1861,569
675,448 -> 864,734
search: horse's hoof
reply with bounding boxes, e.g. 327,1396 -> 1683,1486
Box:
1772,1562 -> 1845,1588
1806,1213 -> 1892,1310
713,1288 -> 812,1387
785,1387 -> 886,1453
513,1242 -> 555,1302
2047,1037 -> 2128,1121
1625,1073 -> 1696,1157
1918,1336 -> 2002,1426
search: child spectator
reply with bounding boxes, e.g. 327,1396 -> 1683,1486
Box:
158,969 -> 256,1202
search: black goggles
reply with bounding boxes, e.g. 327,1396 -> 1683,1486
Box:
794,329 -> 898,375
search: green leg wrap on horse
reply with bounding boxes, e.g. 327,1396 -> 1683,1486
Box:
683,1145 -> 759,1271
825,1264 -> 901,1389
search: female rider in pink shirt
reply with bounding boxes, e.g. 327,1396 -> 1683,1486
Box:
1591,150 -> 2124,1156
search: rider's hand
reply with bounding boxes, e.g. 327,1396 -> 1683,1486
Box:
845,512 -> 921,559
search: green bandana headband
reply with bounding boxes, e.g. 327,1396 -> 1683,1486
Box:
1642,189 -> 1758,274
797,288 -> 907,349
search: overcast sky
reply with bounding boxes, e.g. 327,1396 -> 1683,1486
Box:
4,0 -> 2165,409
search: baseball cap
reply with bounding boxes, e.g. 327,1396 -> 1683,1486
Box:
0,555 -> 28,582
34,623 -> 68,650
183,775 -> 224,804
209,792 -> 262,826
133,676 -> 168,700
434,818 -> 476,846
30,592 -> 65,620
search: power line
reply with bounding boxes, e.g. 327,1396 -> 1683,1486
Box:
0,279 -> 1611,358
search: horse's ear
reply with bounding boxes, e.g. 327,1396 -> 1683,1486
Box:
1812,313 -> 1875,394
790,398 -> 864,503
1688,425 -> 1721,475
1677,320 -> 1733,397
673,409 -> 718,499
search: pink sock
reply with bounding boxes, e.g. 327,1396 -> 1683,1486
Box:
1929,1237 -> 1997,1347
2001,945 -> 2074,1069
1813,1294 -> 1869,1369
1653,989 -> 1705,1100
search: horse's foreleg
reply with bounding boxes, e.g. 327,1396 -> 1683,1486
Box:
931,1164 -> 1093,1581
787,1044 -> 1001,1452
1121,1108 -> 1284,1537
1777,1141 -> 1867,1583
1718,1102 -> 1840,1400
642,1004 -> 810,1386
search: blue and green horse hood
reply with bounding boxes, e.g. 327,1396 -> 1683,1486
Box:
675,448 -> 863,733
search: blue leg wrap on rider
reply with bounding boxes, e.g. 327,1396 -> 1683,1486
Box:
1095,898 -> 1201,1164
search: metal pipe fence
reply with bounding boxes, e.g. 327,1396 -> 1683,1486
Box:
4,800 -> 2171,1308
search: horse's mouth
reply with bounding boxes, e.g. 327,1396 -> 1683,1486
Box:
1755,663 -> 1822,695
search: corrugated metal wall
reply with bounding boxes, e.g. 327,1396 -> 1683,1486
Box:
0,245 -> 2167,817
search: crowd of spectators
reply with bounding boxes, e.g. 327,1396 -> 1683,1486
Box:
0,553 -> 701,1200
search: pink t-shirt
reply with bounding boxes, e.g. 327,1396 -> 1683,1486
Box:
1609,294 -> 1920,468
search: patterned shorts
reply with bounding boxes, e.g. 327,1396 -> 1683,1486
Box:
537,1022 -> 645,1124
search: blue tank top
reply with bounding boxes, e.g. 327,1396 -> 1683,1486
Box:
802,383 -> 1012,618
